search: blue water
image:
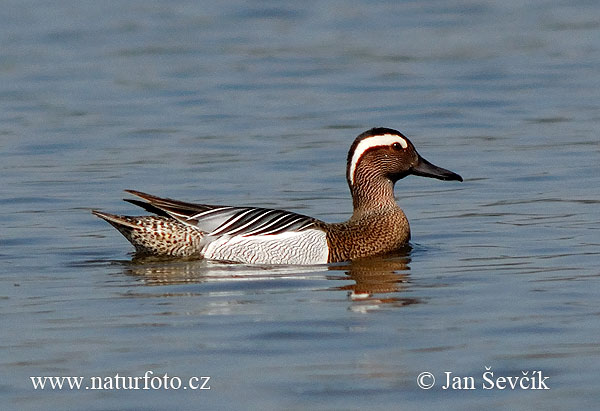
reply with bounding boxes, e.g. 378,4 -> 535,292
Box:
2,0 -> 599,409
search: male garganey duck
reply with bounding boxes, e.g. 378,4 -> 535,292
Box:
93,128 -> 462,264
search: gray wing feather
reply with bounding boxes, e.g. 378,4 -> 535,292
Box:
204,207 -> 317,236
125,190 -> 319,237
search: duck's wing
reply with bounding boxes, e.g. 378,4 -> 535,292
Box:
124,190 -> 320,237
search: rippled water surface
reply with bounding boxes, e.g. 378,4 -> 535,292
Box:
2,0 -> 599,409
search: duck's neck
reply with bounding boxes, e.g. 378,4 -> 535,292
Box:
349,174 -> 398,217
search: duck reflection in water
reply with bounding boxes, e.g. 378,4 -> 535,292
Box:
327,247 -> 421,311
121,248 -> 419,310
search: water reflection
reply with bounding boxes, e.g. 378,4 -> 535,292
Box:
123,255 -> 326,285
328,249 -> 421,312
120,248 -> 419,311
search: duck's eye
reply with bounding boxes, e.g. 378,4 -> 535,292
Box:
392,142 -> 403,151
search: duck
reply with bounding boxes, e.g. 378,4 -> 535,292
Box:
92,127 -> 462,264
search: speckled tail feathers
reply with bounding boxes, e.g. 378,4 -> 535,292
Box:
92,210 -> 204,257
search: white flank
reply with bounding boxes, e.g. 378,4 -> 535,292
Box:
202,229 -> 329,265
348,134 -> 408,184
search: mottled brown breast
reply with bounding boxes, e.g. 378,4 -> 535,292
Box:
324,208 -> 410,263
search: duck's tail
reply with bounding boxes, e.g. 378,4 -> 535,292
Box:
92,210 -> 204,257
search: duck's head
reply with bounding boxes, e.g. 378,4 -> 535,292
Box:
347,127 -> 463,188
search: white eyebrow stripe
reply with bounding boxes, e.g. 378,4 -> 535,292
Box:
348,134 -> 408,185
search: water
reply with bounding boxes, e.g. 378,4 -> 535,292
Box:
2,0 -> 599,409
